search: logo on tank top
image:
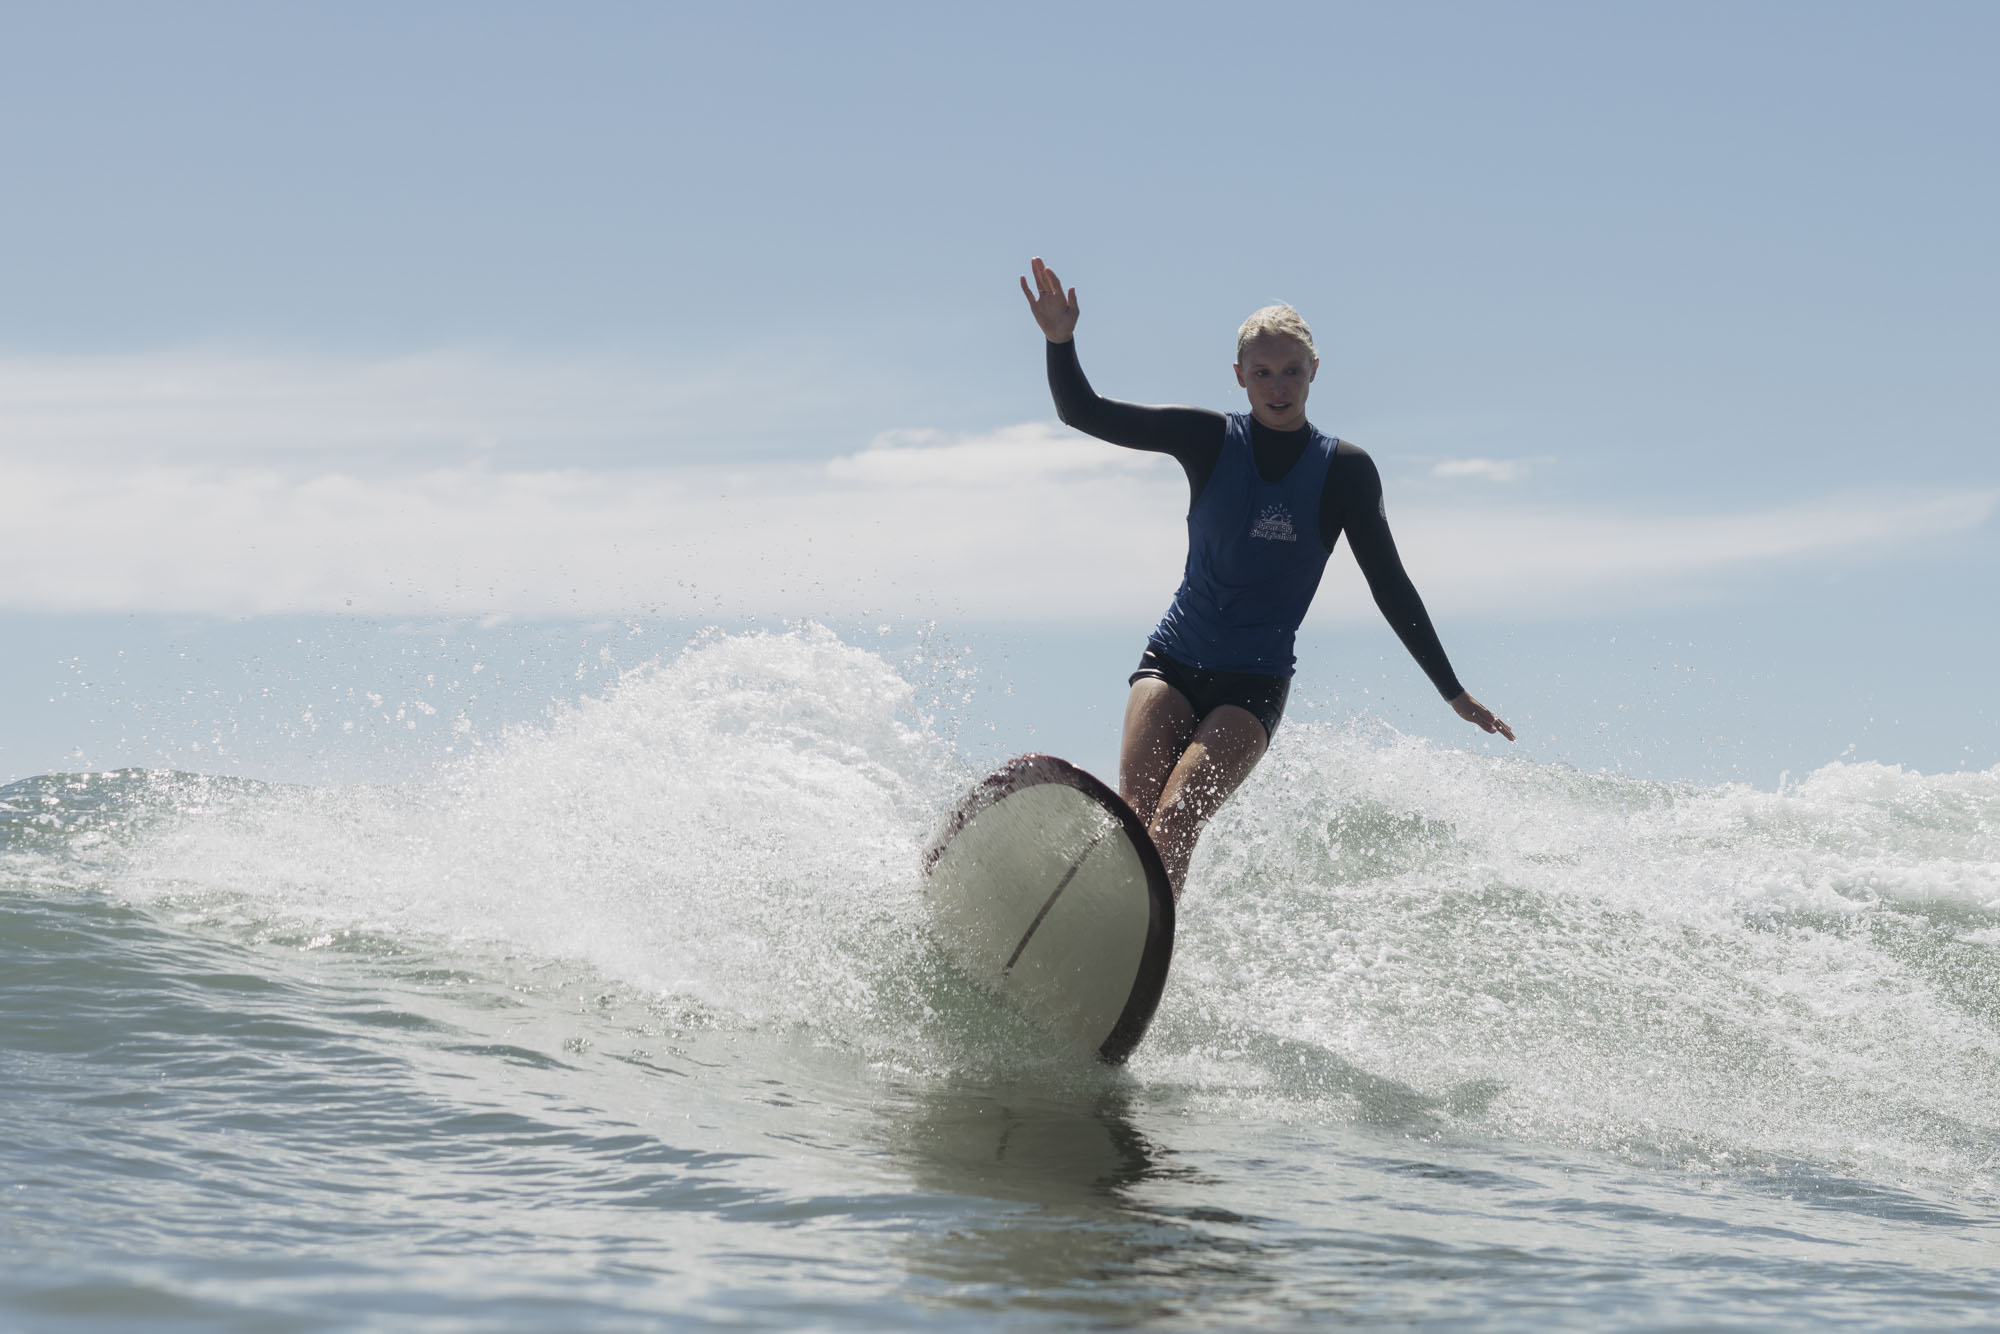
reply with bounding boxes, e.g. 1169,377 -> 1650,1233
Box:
1250,504 -> 1298,542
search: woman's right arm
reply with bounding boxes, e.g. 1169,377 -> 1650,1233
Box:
1022,257 -> 1224,487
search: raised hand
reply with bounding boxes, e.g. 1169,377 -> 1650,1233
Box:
1449,692 -> 1516,741
1019,256 -> 1079,343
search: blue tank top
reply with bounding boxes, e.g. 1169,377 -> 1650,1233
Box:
1151,413 -> 1337,676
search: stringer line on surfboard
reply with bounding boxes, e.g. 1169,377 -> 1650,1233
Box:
1003,826 -> 1115,973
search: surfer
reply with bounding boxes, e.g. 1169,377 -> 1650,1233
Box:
1021,257 -> 1514,896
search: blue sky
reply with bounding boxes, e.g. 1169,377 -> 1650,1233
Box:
3,3 -> 1996,783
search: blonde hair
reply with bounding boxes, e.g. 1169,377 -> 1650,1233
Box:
1235,304 -> 1317,363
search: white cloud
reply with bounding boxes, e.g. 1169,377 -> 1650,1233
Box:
0,349 -> 680,459
1431,457 -> 1526,483
0,346 -> 875,467
1,350 -> 1992,622
827,423 -> 1159,486
1352,488 -> 2000,621
0,452 -> 1190,619
1,449 -> 1989,624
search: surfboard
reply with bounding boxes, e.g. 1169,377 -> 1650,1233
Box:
921,754 -> 1174,1064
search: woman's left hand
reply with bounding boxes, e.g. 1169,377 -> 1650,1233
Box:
1449,692 -> 1515,741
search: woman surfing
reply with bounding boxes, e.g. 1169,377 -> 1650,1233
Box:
1020,256 -> 1514,895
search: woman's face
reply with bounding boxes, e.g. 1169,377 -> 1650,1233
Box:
1233,336 -> 1318,432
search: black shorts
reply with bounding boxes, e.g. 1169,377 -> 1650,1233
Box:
1128,642 -> 1291,742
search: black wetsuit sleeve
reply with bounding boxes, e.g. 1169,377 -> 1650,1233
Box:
1324,443 -> 1465,700
1046,339 -> 1226,499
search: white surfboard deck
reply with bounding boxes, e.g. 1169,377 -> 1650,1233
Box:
922,755 -> 1174,1064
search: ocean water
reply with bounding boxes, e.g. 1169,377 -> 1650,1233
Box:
4,625 -> 1998,1331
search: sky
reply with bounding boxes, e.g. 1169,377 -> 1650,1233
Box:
2,2 -> 1996,785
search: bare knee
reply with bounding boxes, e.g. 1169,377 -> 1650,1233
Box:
1144,706 -> 1270,894
1148,765 -> 1224,862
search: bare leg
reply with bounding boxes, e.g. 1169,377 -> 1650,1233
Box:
1120,684 -> 1192,828
1147,705 -> 1269,898
1119,678 -> 1196,822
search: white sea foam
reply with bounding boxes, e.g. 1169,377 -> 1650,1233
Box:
99,625 -> 2000,1198
113,625 -> 962,1035
1167,722 -> 2000,1189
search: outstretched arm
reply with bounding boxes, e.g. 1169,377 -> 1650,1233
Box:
1020,256 -> 1225,488
1333,445 -> 1515,741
